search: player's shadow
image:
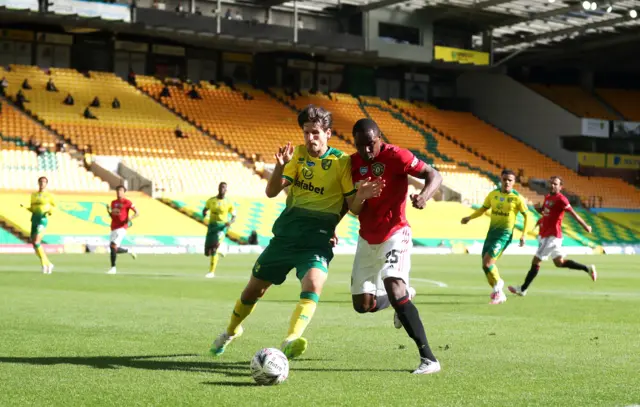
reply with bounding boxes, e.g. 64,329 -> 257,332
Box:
0,354 -> 248,377
0,354 -> 407,374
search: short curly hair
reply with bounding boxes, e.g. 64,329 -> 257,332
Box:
297,105 -> 332,132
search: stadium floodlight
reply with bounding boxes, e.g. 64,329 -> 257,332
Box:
590,2 -> 597,10
582,0 -> 591,9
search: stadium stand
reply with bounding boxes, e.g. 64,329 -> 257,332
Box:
595,88 -> 640,121
275,90 -> 502,205
0,99 -> 58,148
399,103 -> 640,209
0,226 -> 23,244
137,78 -> 355,163
0,191 -> 206,246
0,147 -> 109,192
527,84 -> 619,120
1,66 -> 230,160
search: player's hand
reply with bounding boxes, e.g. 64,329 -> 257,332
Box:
329,233 -> 339,247
357,177 -> 384,200
585,225 -> 592,234
461,217 -> 470,225
128,220 -> 133,228
224,222 -> 231,228
20,204 -> 25,208
519,237 -> 526,247
410,193 -> 428,210
275,142 -> 294,167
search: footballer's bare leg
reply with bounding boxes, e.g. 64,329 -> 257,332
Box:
384,277 -> 440,374
352,293 -> 391,314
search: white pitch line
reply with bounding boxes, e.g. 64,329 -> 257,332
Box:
411,278 -> 448,288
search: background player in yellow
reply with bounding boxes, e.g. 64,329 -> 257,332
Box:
461,169 -> 531,304
202,182 -> 236,279
21,176 -> 55,274
210,105 -> 383,359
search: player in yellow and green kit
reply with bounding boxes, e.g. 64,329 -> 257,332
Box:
21,176 -> 55,274
202,181 -> 236,279
461,169 -> 531,304
210,105 -> 383,359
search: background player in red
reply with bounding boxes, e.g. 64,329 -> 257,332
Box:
349,118 -> 443,374
509,176 -> 596,296
106,185 -> 139,275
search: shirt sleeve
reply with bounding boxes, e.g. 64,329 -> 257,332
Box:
340,156 -> 357,197
282,146 -> 300,184
229,202 -> 236,216
482,193 -> 492,209
517,196 -> 528,214
397,148 -> 425,177
561,195 -> 572,211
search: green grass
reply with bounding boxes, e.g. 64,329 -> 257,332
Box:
1,254 -> 639,406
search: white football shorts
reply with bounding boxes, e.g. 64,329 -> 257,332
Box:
351,226 -> 412,295
110,227 -> 127,247
535,236 -> 564,260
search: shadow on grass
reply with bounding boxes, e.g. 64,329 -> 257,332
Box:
201,381 -> 258,387
0,354 -> 408,374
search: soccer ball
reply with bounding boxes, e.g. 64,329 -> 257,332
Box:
250,348 -> 289,385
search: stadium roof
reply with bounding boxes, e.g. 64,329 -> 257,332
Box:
246,0 -> 640,54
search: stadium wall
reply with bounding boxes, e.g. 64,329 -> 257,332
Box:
457,72 -> 580,169
363,9 -> 434,63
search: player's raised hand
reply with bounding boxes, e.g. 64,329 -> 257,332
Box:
461,217 -> 470,225
275,142 -> 294,166
410,193 -> 428,210
357,177 -> 384,199
585,224 -> 592,234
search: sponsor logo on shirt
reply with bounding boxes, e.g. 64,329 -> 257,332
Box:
294,179 -> 325,194
302,167 -> 314,180
359,166 -> 368,176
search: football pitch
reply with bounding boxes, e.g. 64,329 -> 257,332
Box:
1,254 -> 639,406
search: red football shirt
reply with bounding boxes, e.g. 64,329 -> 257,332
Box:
351,144 -> 425,244
539,193 -> 571,238
110,198 -> 135,230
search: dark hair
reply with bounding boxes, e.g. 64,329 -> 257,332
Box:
38,176 -> 48,183
297,104 -> 332,131
501,169 -> 516,178
550,176 -> 563,185
116,185 -> 127,192
219,182 -> 227,187
352,118 -> 381,139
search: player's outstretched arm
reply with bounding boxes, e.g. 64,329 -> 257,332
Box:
410,165 -> 443,209
345,177 -> 384,215
20,204 -> 33,213
266,143 -> 294,198
567,207 -> 592,233
519,210 -> 531,246
461,207 -> 487,224
130,207 -> 139,220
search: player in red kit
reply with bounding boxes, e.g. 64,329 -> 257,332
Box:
349,118 -> 443,375
509,176 -> 596,296
106,185 -> 139,275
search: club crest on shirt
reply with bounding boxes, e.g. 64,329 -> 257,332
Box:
371,162 -> 385,177
321,159 -> 332,170
359,166 -> 368,176
302,167 -> 314,180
